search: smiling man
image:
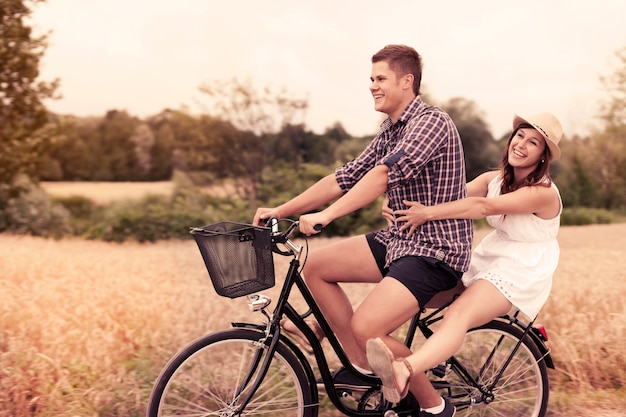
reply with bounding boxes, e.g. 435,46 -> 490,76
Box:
253,44 -> 471,417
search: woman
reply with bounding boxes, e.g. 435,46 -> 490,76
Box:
366,112 -> 563,411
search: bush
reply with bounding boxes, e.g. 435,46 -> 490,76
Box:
53,195 -> 99,235
84,173 -> 256,242
85,196 -> 206,242
560,207 -> 616,226
0,174 -> 70,237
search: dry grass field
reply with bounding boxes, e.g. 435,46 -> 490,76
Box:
1,222 -> 626,416
40,180 -> 235,204
40,181 -> 175,205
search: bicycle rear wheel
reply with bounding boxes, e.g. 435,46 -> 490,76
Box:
147,328 -> 317,417
432,320 -> 549,417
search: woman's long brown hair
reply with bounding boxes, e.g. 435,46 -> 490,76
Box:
499,123 -> 552,194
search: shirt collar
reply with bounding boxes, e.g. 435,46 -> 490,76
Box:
380,96 -> 426,131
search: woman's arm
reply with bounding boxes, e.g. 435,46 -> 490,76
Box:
466,171 -> 498,197
395,182 -> 560,236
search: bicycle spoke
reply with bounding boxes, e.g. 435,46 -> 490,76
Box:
432,321 -> 549,417
148,329 -> 314,417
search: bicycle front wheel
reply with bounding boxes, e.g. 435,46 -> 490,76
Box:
147,328 -> 317,417
433,319 -> 549,417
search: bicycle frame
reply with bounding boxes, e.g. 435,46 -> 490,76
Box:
232,248 -> 383,416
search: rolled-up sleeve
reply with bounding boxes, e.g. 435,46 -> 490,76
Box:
384,112 -> 451,191
335,135 -> 385,194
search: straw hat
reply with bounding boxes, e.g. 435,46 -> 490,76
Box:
512,112 -> 563,161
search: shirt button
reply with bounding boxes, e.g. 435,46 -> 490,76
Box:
435,250 -> 445,260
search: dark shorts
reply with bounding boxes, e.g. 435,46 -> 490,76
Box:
366,233 -> 463,308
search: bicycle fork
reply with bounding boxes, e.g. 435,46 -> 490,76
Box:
231,296 -> 279,415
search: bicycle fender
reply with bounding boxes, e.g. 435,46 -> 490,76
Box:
232,321 -> 265,330
529,327 -> 555,369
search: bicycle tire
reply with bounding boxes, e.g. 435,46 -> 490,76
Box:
431,319 -> 549,417
147,328 -> 317,417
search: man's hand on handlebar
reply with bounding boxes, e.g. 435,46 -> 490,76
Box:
299,212 -> 328,236
253,207 -> 282,226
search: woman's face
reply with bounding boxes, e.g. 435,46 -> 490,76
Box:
507,127 -> 547,169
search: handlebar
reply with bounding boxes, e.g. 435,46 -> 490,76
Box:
264,218 -> 302,258
262,218 -> 323,259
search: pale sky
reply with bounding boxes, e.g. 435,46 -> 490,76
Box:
31,0 -> 626,139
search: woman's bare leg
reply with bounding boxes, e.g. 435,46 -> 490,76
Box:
403,280 -> 512,375
365,279 -> 512,407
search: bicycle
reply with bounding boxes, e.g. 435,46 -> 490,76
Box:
147,218 -> 554,417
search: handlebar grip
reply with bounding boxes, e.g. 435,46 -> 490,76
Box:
314,224 -> 323,231
264,217 -> 279,233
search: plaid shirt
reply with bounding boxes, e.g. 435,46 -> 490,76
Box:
335,97 -> 473,272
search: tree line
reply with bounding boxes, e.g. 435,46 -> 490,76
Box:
35,98 -> 500,189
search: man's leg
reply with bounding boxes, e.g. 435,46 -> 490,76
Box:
353,276 -> 443,408
302,234 -> 382,370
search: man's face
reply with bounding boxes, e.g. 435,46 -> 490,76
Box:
370,61 -> 408,121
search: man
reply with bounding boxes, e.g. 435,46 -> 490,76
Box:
254,44 -> 472,417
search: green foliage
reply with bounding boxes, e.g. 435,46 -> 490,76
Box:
256,162 -> 327,206
441,97 -> 501,180
53,195 -> 98,235
0,174 -> 70,237
333,135 -> 373,165
560,207 -> 616,226
0,0 -> 59,184
599,45 -> 626,128
93,110 -> 143,181
256,162 -> 388,236
42,116 -> 100,180
82,172 -> 256,242
556,129 -> 626,210
85,195 -> 204,242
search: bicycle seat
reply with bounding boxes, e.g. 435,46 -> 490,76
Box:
424,281 -> 465,309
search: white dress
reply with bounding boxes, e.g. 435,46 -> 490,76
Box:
462,176 -> 561,319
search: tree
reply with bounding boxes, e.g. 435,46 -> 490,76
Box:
0,0 -> 59,183
199,78 -> 308,136
441,97 -> 500,180
93,110 -> 142,181
129,123 -> 155,178
198,78 -> 309,206
599,45 -> 626,129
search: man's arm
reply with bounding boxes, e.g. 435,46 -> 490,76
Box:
299,165 -> 389,234
253,173 -> 343,225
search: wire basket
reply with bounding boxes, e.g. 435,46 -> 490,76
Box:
190,221 -> 275,298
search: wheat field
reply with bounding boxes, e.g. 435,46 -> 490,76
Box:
1,222 -> 625,416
